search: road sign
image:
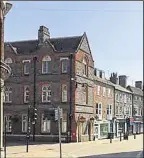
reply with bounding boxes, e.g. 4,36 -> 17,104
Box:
55,109 -> 58,121
55,108 -> 63,121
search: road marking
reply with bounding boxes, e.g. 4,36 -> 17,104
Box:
136,151 -> 143,158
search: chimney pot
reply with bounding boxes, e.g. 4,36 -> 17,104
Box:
119,75 -> 127,88
135,81 -> 142,89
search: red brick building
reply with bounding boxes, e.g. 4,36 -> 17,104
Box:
4,26 -> 95,142
93,69 -> 115,139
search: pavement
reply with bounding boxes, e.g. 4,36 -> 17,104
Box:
6,134 -> 143,158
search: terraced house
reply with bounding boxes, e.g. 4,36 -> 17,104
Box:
4,25 -> 95,142
127,81 -> 143,134
93,69 -> 115,140
109,73 -> 133,137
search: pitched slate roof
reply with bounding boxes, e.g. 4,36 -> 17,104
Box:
94,76 -> 114,87
114,84 -> 132,93
94,76 -> 132,93
4,35 -> 83,54
127,86 -> 143,96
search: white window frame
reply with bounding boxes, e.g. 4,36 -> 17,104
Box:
62,84 -> 68,102
124,94 -> 127,103
62,120 -> 67,133
41,114 -> 51,133
4,115 -> 12,132
103,87 -> 106,96
61,58 -> 68,73
4,87 -> 12,103
42,85 -> 51,102
24,86 -> 30,103
107,88 -> 111,97
107,105 -> 112,115
42,55 -> 51,74
97,86 -> 100,95
96,102 -> 102,119
23,60 -> 30,75
22,114 -> 27,133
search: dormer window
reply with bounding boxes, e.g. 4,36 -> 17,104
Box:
5,58 -> 13,65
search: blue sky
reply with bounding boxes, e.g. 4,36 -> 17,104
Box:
5,1 -> 143,86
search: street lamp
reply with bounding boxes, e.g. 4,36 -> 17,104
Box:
0,1 -> 12,158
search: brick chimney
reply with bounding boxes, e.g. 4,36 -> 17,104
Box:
119,75 -> 127,88
38,26 -> 50,45
135,81 -> 142,89
110,72 -> 118,84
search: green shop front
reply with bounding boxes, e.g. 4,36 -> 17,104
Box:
93,120 -> 109,139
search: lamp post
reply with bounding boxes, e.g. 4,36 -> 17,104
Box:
0,1 -> 12,158
68,53 -> 73,143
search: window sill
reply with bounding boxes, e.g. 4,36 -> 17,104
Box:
61,101 -> 67,103
4,102 -> 12,104
61,72 -> 68,74
42,72 -> 51,75
41,132 -> 51,135
42,101 -> 51,103
24,102 -> 29,104
24,74 -> 30,76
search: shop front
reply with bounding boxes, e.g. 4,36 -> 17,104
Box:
133,117 -> 143,134
93,120 -> 109,139
115,119 -> 126,137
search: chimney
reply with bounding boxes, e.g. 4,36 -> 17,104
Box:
110,72 -> 118,84
38,26 -> 50,45
119,75 -> 127,88
135,81 -> 142,89
99,70 -> 105,79
94,68 -> 100,77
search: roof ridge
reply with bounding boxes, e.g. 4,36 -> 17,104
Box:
130,85 -> 143,90
5,39 -> 38,43
50,35 -> 82,40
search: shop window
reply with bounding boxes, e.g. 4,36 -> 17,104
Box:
100,123 -> 108,138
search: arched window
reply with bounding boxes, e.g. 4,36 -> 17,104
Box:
42,85 -> 51,102
42,55 -> 51,74
4,87 -> 12,103
5,58 -> 13,65
82,57 -> 88,76
62,84 -> 67,102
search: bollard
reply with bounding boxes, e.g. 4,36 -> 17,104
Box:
134,134 -> 136,139
110,137 -> 112,143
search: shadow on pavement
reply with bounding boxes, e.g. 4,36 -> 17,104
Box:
78,151 -> 143,158
6,141 -> 57,147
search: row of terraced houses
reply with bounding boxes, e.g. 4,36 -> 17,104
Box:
3,26 -> 143,142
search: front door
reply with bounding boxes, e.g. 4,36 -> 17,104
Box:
94,124 -> 99,140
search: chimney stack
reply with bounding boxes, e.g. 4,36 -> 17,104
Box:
119,75 -> 127,88
38,26 -> 50,45
135,81 -> 142,89
110,72 -> 118,84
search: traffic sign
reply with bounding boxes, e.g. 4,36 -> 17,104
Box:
55,109 -> 58,121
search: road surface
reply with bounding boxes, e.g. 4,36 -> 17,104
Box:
79,151 -> 143,158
